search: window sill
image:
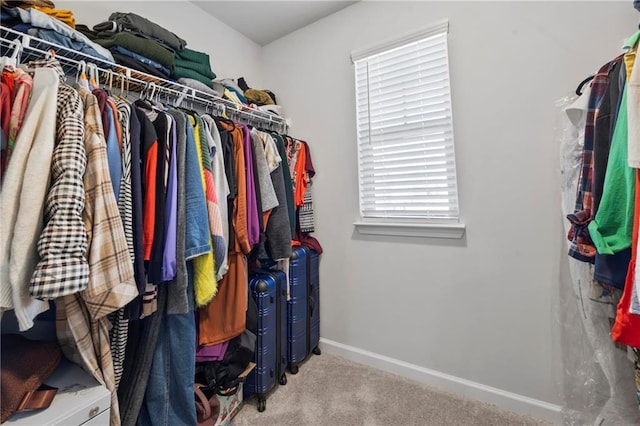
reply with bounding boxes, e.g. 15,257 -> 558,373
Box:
353,221 -> 466,239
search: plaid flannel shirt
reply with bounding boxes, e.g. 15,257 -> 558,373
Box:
568,59 -> 620,262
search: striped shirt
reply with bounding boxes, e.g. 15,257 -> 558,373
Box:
110,99 -> 135,387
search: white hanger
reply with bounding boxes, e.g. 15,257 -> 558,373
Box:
87,63 -> 99,90
0,40 -> 22,70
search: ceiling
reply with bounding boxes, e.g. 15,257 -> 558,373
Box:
192,1 -> 357,46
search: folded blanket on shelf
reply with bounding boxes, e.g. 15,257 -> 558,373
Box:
172,66 -> 214,87
109,12 -> 186,52
90,31 -> 175,71
174,48 -> 216,79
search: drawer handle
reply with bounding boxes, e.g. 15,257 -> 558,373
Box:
89,406 -> 100,417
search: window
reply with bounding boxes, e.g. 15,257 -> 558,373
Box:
352,21 -> 464,238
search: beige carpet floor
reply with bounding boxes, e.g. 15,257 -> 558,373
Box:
233,352 -> 552,426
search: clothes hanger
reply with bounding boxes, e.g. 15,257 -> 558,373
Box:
576,74 -> 594,96
112,71 -> 130,101
87,63 -> 99,91
75,60 -> 90,91
137,82 -> 167,113
0,40 -> 22,70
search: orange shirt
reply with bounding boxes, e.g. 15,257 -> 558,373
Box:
294,141 -> 308,208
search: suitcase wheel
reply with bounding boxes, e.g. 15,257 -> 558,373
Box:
290,364 -> 299,375
313,346 -> 322,356
257,397 -> 266,412
279,374 -> 287,386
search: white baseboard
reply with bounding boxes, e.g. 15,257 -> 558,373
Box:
319,337 -> 563,424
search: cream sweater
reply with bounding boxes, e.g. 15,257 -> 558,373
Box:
0,68 -> 59,330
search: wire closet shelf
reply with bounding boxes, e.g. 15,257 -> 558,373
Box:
0,26 -> 288,133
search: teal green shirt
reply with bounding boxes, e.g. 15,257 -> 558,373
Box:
589,87 -> 634,254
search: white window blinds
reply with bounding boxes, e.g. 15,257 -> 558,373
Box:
354,26 -> 459,222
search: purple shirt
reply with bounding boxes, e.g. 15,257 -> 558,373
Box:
195,341 -> 230,362
161,115 -> 178,281
241,124 -> 259,247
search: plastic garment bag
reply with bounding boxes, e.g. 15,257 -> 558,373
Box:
554,92 -> 640,425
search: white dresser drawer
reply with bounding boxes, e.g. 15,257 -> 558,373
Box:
80,409 -> 110,426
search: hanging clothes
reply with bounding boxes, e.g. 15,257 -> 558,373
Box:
198,119 -> 250,346
592,58 -> 629,291
28,60 -> 131,426
610,32 -> 640,345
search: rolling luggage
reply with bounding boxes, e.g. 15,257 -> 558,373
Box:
287,246 -> 321,374
244,269 -> 288,412
287,247 -> 309,374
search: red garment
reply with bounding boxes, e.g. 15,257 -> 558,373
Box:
92,89 -> 111,138
292,234 -> 323,254
612,170 -> 640,346
143,143 -> 158,261
300,140 -> 315,179
1,69 -> 15,99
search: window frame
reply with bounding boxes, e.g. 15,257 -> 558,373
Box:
351,20 -> 465,239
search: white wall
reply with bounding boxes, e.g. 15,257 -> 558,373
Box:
262,1 -> 637,421
56,0 -> 265,87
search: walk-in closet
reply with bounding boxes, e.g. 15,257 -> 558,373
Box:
0,1 -> 638,425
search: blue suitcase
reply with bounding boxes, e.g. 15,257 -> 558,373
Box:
244,269 -> 288,412
287,247 -> 309,374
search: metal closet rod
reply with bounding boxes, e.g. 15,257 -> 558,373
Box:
0,26 -> 288,132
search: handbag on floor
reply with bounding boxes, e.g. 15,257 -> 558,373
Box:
195,385 -> 220,426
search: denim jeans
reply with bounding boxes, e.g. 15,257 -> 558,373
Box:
137,307 -> 196,426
